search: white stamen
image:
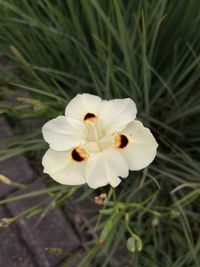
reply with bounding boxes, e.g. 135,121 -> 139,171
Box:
86,120 -> 101,141
85,141 -> 100,153
84,120 -> 114,153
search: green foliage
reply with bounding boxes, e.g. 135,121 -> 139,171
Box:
0,0 -> 200,266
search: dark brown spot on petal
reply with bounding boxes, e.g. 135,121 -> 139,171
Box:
115,134 -> 129,149
84,113 -> 96,121
71,147 -> 87,162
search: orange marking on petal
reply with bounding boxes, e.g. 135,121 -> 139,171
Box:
84,113 -> 97,121
71,147 -> 88,162
115,134 -> 129,149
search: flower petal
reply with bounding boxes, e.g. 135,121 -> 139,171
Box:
42,116 -> 86,151
109,176 -> 121,187
118,120 -> 158,171
42,148 -> 86,185
99,98 -> 137,133
85,149 -> 129,189
65,93 -> 102,122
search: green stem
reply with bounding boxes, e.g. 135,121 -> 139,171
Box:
0,185 -> 71,205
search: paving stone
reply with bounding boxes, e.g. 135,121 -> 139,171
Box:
67,191 -> 100,241
69,190 -> 99,223
0,206 -> 37,267
7,181 -> 80,267
0,117 -> 34,198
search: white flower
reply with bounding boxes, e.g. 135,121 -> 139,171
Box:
42,94 -> 158,189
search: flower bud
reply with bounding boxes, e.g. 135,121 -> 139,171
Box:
99,220 -> 112,245
0,217 -> 16,228
94,193 -> 107,205
127,237 -> 136,252
0,174 -> 12,185
151,217 -> 159,229
44,247 -> 63,255
127,235 -> 143,253
170,209 -> 180,218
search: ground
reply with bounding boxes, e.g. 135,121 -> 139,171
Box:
0,117 -> 82,267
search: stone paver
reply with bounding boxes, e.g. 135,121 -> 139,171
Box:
8,181 -> 80,267
0,206 -> 38,267
0,117 -> 81,267
0,117 -> 34,197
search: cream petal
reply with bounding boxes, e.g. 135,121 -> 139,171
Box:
119,120 -> 158,171
65,93 -> 102,122
108,176 -> 121,187
99,98 -> 137,133
42,148 -> 68,174
42,116 -> 86,151
85,149 -> 129,189
42,148 -> 86,185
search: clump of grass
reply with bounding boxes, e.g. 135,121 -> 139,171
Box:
0,0 -> 200,266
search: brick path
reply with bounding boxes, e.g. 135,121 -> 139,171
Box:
0,117 -> 81,267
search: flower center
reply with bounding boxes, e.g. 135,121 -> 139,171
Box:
86,120 -> 103,141
84,118 -> 114,154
